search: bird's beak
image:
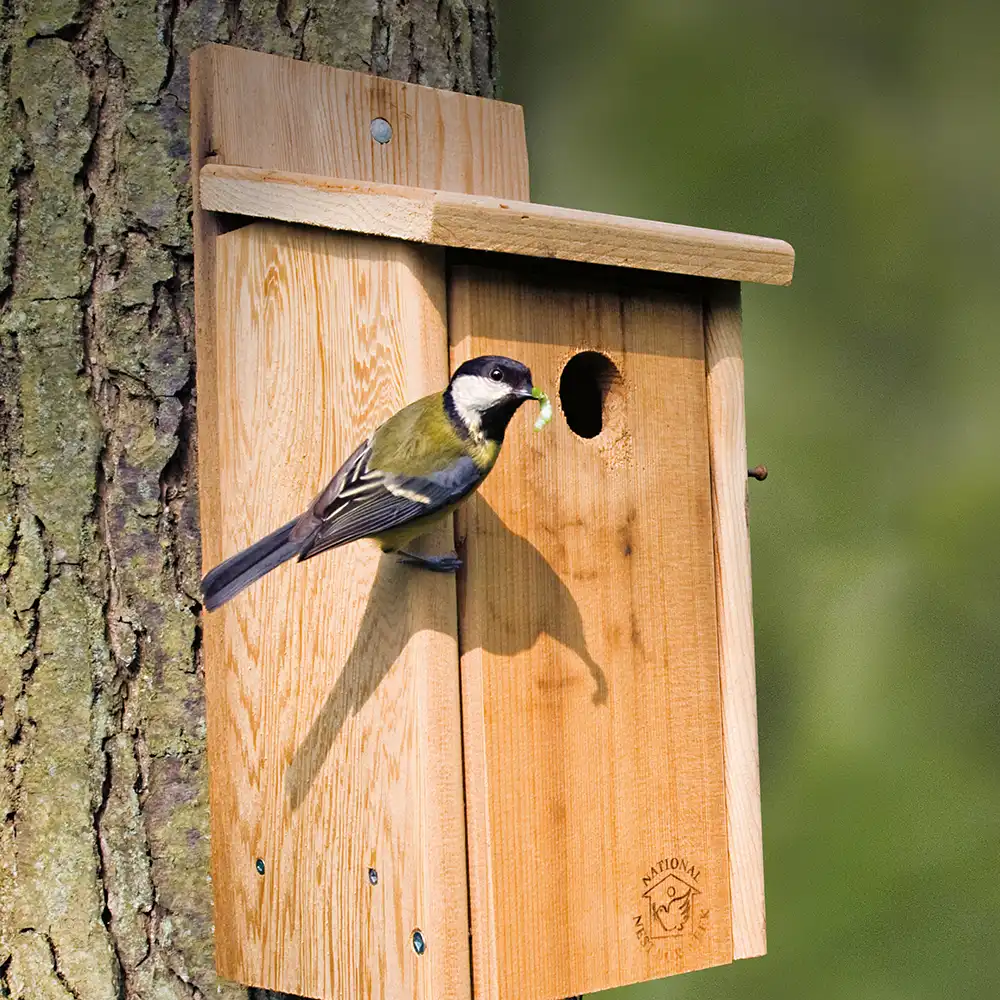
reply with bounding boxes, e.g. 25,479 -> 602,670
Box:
517,387 -> 537,400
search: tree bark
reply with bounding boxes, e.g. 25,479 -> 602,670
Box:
0,2 -> 497,998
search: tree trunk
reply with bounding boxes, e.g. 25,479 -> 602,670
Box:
0,3 -> 497,998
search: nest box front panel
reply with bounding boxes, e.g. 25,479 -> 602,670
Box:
206,222 -> 470,999
451,260 -> 733,999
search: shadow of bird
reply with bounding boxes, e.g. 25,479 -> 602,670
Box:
285,497 -> 607,810
458,496 -> 608,707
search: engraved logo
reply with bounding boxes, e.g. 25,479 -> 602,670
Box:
633,857 -> 710,951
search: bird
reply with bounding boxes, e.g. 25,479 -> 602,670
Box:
200,355 -> 543,612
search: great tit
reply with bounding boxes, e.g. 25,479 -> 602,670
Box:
201,355 -> 541,611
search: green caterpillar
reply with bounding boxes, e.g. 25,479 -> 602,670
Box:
531,387 -> 553,431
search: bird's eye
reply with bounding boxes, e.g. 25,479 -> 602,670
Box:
490,368 -> 504,382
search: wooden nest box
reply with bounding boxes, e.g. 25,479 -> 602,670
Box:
191,44 -> 794,1000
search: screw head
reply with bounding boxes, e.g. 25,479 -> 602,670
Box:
411,929 -> 425,955
368,867 -> 378,886
370,117 -> 392,144
255,858 -> 265,875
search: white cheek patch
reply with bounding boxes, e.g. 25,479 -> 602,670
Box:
450,374 -> 513,433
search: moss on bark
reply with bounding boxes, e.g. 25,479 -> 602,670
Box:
0,1 -> 498,997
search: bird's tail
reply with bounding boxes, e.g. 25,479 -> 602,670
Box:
201,518 -> 300,612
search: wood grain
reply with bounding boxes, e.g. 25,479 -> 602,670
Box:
190,50 -> 223,570
192,43 -> 776,996
207,223 -> 469,999
190,44 -> 529,199
191,45 -> 532,998
451,261 -> 733,999
191,39 -> 529,556
705,280 -> 766,960
200,164 -> 795,287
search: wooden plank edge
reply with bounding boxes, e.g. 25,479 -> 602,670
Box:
456,646 -> 499,1000
189,43 -> 243,984
200,164 -> 795,287
409,245 -> 475,1000
704,280 -> 767,960
451,323 -> 500,999
190,51 -> 223,573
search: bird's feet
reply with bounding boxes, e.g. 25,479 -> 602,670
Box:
396,550 -> 463,573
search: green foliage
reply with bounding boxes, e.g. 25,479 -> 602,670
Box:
498,1 -> 1000,996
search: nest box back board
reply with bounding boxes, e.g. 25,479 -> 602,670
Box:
191,44 -> 793,1000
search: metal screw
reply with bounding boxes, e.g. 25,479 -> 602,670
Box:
370,117 -> 392,144
368,867 -> 378,886
748,465 -> 768,481
255,858 -> 265,875
411,929 -> 426,955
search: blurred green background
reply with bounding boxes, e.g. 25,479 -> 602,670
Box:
495,2 -> 1000,998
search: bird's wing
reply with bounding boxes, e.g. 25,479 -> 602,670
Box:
291,441 -> 483,560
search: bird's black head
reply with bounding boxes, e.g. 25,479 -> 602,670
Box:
450,356 -> 534,396
445,355 -> 535,442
